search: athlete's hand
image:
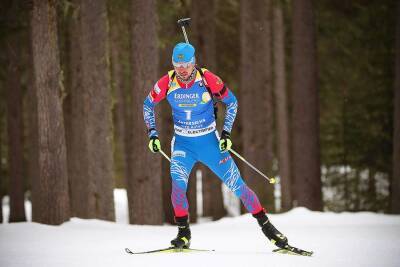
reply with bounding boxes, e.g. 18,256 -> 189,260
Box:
148,136 -> 161,153
219,130 -> 232,152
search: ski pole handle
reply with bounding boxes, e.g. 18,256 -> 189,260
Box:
159,149 -> 171,162
177,18 -> 191,43
177,18 -> 191,27
229,148 -> 276,184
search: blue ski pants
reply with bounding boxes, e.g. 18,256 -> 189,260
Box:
170,131 -> 263,217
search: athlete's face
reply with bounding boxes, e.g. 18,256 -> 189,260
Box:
174,63 -> 195,80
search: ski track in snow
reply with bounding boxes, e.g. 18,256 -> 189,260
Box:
1,190 -> 400,267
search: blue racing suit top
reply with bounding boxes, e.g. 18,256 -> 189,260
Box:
143,68 -> 238,138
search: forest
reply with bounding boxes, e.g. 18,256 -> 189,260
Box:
0,0 -> 399,226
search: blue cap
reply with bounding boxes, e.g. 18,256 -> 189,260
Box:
172,43 -> 195,64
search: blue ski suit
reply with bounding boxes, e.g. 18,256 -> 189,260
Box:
143,68 -> 263,217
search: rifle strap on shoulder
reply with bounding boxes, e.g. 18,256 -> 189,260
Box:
195,66 -> 214,100
167,71 -> 176,94
196,66 -> 227,99
195,66 -> 219,120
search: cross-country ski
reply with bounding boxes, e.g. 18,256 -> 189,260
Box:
125,247 -> 215,254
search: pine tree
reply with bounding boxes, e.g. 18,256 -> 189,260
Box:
240,0 -> 275,212
273,1 -> 292,211
31,0 -> 70,225
0,92 -> 3,223
291,0 -> 322,210
5,0 -> 26,222
64,0 -> 86,218
191,0 -> 226,220
109,0 -> 131,189
128,0 -> 163,225
157,0 -> 183,224
391,2 -> 400,214
80,0 -> 115,220
64,0 -> 115,221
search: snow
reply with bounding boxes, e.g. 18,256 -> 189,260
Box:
1,190 -> 400,267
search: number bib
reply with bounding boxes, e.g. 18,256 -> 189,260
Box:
167,76 -> 216,137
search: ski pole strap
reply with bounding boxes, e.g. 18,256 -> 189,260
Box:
229,148 -> 275,184
148,128 -> 157,137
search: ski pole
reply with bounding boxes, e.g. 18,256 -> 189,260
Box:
159,149 -> 171,162
229,148 -> 276,184
177,18 -> 191,43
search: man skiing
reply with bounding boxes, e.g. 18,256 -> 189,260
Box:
143,42 -> 288,250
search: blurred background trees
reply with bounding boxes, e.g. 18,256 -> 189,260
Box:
0,0 -> 398,225
391,2 -> 400,214
291,0 -> 322,210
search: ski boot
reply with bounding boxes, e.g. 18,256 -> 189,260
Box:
171,216 -> 191,249
253,210 -> 288,249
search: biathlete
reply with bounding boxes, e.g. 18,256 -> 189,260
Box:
143,42 -> 288,250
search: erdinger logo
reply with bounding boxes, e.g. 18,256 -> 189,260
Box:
174,93 -> 199,100
219,155 -> 231,165
178,54 -> 184,60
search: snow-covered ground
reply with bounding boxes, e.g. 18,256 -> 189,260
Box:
1,189 -> 400,267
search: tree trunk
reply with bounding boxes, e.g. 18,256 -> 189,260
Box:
191,0 -> 226,220
26,12 -> 40,222
160,103 -> 174,223
188,164 -> 197,223
128,0 -> 163,225
82,0 -> 116,220
31,0 -> 70,225
6,47 -> 26,223
64,0 -> 86,218
391,2 -> 400,214
162,157 -> 174,223
201,165 -> 214,217
26,69 -> 39,221
240,0 -> 275,213
291,0 -> 322,210
0,96 -> 3,223
64,0 -> 116,221
5,1 -> 26,222
272,3 -> 292,212
342,85 -> 349,210
157,0 -> 176,224
191,0 -> 216,69
109,1 -> 130,189
202,165 -> 226,219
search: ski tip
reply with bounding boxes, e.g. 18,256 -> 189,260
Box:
273,247 -> 314,257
